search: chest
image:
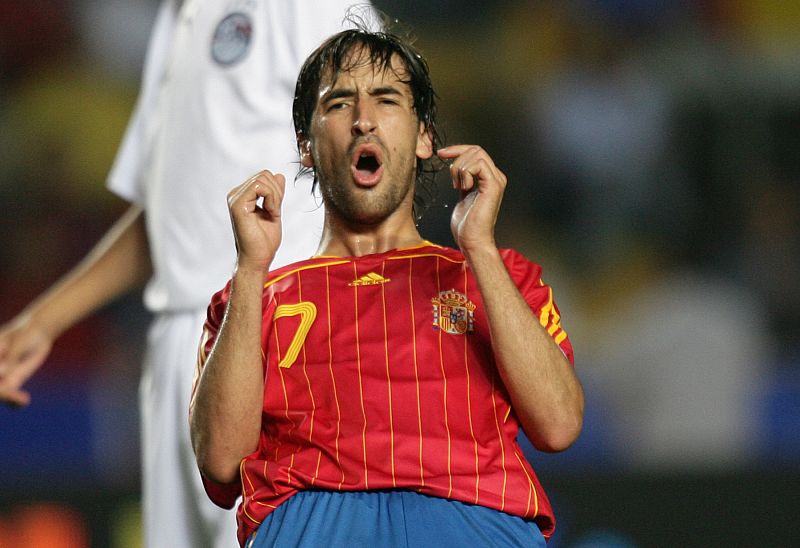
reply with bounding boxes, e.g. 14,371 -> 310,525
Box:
262,257 -> 495,377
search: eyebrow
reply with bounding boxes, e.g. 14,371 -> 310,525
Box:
320,85 -> 406,105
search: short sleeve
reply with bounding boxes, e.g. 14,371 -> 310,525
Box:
189,280 -> 242,509
500,249 -> 575,366
106,0 -> 178,204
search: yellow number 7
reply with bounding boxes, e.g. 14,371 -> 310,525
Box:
273,302 -> 317,369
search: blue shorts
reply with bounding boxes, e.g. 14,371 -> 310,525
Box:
246,490 -> 546,547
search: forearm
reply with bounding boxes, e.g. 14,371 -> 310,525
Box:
190,264 -> 266,484
465,246 -> 584,452
24,205 -> 151,338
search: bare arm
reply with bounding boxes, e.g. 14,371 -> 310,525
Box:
190,171 -> 284,484
439,145 -> 584,452
0,204 -> 151,406
463,247 -> 583,452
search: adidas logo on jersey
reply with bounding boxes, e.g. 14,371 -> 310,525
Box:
349,272 -> 391,286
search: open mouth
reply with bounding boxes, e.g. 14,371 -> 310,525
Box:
351,144 -> 384,186
356,154 -> 380,173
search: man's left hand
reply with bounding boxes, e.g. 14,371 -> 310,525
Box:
438,145 -> 507,254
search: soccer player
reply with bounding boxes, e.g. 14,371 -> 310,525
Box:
190,25 -> 584,547
0,2 -> 372,547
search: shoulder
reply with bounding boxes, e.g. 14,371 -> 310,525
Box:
205,279 -> 234,329
498,248 -> 544,280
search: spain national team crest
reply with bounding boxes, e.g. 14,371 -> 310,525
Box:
432,290 -> 475,335
211,12 -> 253,66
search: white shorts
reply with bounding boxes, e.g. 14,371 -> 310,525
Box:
139,310 -> 239,548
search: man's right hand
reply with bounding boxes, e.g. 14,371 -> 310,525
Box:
226,170 -> 286,273
0,314 -> 53,407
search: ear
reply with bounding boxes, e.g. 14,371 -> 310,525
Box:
298,133 -> 314,168
415,122 -> 433,160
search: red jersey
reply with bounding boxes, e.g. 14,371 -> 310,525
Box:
195,242 -> 573,545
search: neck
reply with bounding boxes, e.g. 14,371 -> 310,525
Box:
315,211 -> 424,257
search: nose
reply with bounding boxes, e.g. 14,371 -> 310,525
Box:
351,101 -> 376,136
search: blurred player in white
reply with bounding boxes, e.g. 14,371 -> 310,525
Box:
0,1 -> 372,546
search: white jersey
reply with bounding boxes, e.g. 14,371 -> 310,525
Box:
108,0 -> 362,312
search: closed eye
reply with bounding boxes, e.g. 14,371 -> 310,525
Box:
326,101 -> 350,112
371,85 -> 405,107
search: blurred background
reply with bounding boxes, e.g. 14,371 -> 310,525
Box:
1,1 -> 798,546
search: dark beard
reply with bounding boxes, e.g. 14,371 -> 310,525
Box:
320,176 -> 412,226
317,144 -> 416,226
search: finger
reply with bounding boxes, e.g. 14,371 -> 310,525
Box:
452,154 -> 493,194
261,174 -> 286,218
459,167 -> 477,194
0,367 -> 34,408
227,181 -> 252,211
250,171 -> 285,200
441,146 -> 503,181
228,170 -> 277,206
479,152 -> 506,187
251,174 -> 285,218
450,161 -> 470,191
229,171 -> 264,201
437,144 -> 479,159
448,148 -> 480,192
469,157 -> 498,186
229,173 -> 272,217
0,385 -> 31,408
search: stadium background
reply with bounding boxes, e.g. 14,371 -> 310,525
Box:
1,1 -> 798,546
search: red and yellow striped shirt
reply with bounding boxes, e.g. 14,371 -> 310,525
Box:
195,243 -> 573,545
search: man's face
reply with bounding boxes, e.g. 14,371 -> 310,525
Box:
302,48 -> 432,226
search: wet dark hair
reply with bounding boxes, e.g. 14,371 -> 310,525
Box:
292,12 -> 443,220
